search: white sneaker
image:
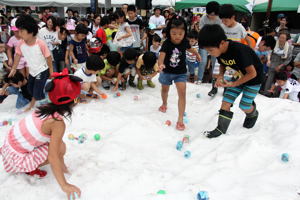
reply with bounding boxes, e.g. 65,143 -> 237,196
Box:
195,80 -> 202,85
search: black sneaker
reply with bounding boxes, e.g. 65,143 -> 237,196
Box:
208,87 -> 218,97
129,80 -> 136,88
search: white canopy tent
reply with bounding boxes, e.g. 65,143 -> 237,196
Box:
0,0 -> 175,7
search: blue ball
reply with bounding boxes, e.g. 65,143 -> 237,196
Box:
176,141 -> 183,151
196,93 -> 201,98
281,153 -> 289,162
184,151 -> 191,158
197,191 -> 209,200
183,117 -> 189,124
183,112 -> 187,117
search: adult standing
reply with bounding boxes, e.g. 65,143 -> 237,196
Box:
89,14 -> 101,36
198,1 -> 221,90
149,7 -> 166,38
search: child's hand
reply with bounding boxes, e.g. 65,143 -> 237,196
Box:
112,86 -> 118,92
62,183 -> 81,200
196,54 -> 201,62
73,59 -> 78,65
8,68 -> 16,77
8,59 -> 13,66
0,89 -> 5,95
158,64 -> 165,72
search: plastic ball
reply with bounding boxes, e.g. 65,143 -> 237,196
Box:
68,134 -> 75,140
157,190 -> 166,195
176,141 -> 183,151
94,134 -> 101,141
182,135 -> 190,143
183,112 -> 187,117
78,137 -> 85,144
197,191 -> 209,200
196,93 -> 201,98
3,121 -> 8,126
133,95 -> 139,101
100,93 -> 108,99
183,117 -> 189,124
114,92 -> 121,97
165,120 -> 171,126
281,153 -> 289,162
79,134 -> 87,140
184,151 -> 191,158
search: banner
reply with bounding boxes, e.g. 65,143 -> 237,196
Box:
192,7 -> 206,14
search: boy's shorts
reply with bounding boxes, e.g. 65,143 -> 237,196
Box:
122,67 -> 136,76
159,72 -> 187,85
28,69 -> 49,100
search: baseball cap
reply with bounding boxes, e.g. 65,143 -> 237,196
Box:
46,68 -> 82,105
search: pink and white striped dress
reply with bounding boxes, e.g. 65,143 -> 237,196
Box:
0,112 -> 62,173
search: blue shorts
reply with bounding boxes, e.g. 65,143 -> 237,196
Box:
120,45 -> 133,53
159,72 -> 187,86
28,69 -> 49,100
223,84 -> 261,110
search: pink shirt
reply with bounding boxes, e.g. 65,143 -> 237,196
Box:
16,38 -> 50,76
7,36 -> 26,69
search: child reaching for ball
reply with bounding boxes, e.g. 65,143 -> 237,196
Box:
0,68 -> 82,199
158,15 -> 201,131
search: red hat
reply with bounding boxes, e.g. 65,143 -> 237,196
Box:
46,68 -> 82,105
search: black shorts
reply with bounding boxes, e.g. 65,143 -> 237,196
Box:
27,69 -> 49,100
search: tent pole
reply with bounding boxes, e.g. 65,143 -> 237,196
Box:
265,0 -> 273,26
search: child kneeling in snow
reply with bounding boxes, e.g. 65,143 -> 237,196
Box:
136,52 -> 158,90
0,68 -> 82,199
273,72 -> 300,102
74,55 -> 106,101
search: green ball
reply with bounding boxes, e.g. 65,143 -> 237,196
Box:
94,134 -> 101,141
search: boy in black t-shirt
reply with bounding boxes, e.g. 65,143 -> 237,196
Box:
126,5 -> 144,51
198,24 -> 263,138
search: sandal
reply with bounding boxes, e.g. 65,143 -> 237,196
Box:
158,105 -> 167,113
176,122 -> 185,131
26,168 -> 47,178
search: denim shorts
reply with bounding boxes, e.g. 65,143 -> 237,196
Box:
159,72 -> 187,85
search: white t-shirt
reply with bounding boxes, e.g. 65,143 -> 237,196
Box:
16,38 -> 50,77
150,45 -> 161,58
221,22 -> 247,42
280,78 -> 300,102
74,67 -> 97,83
38,27 -> 59,51
0,52 -> 8,70
149,15 -> 165,38
89,23 -> 100,36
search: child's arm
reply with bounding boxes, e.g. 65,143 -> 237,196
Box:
282,93 -> 289,99
69,44 -> 78,64
245,36 -> 254,49
48,120 -> 81,199
8,54 -> 21,77
3,60 -> 11,70
46,56 -> 54,76
113,72 -> 122,91
187,48 -> 201,62
221,65 -> 257,87
158,52 -> 166,72
7,46 -> 13,66
117,27 -> 132,41
65,48 -> 70,66
91,82 -> 104,95
0,83 -> 9,95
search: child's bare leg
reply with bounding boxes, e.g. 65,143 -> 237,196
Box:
18,68 -> 26,78
161,85 -> 170,107
24,98 -> 36,112
175,82 -> 186,123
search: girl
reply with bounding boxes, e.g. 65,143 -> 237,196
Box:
113,10 -> 134,54
0,68 -> 82,200
89,14 -> 101,36
158,15 -> 201,131
7,18 -> 29,78
38,16 -> 59,72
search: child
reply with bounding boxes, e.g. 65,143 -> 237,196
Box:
126,5 -> 144,51
7,18 -> 29,78
136,52 -> 158,90
115,48 -> 138,91
52,27 -> 69,72
69,24 -> 89,71
9,15 -> 54,112
95,16 -> 109,45
0,71 -> 32,108
99,51 -> 121,90
0,40 -> 10,87
74,55 -> 106,100
186,30 -> 200,83
0,68 -> 82,199
108,32 -> 118,52
158,16 -> 201,131
105,17 -> 118,43
150,34 -> 161,58
198,24 -> 264,138
274,72 -> 300,102
219,4 -> 252,48
113,10 -> 134,53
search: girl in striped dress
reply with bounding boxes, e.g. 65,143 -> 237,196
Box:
0,68 -> 82,200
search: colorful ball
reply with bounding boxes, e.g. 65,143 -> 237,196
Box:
94,134 -> 101,141
3,121 -> 8,126
281,153 -> 289,162
68,134 -> 75,140
197,191 -> 209,200
196,93 -> 201,98
165,120 -> 171,126
100,93 -> 108,99
176,141 -> 183,151
184,151 -> 191,158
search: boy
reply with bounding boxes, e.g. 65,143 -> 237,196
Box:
0,40 -> 10,87
136,52 -> 158,90
99,51 -> 121,90
186,31 -> 200,83
74,55 -> 106,100
126,5 -> 144,51
95,16 -> 109,45
198,24 -> 264,138
150,34 -> 161,58
69,24 -> 89,71
9,15 -> 53,112
0,71 -> 32,109
274,72 -> 300,102
115,48 -> 138,91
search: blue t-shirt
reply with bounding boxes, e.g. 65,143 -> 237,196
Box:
70,39 -> 88,64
